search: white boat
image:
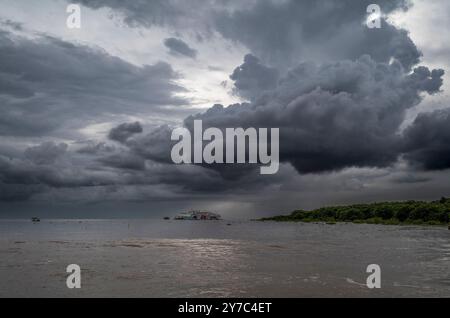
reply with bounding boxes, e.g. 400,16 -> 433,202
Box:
174,211 -> 221,220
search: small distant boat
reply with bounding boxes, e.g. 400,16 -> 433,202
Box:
174,211 -> 221,220
163,217 -> 170,220
31,217 -> 40,223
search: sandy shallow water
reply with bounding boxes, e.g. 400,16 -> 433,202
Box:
0,219 -> 449,297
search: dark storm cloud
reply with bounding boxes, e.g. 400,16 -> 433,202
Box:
0,120 -> 259,203
76,142 -> 115,155
75,0 -> 421,72
0,30 -> 186,137
1,0 -> 449,209
230,54 -> 279,101
403,109 -> 450,170
24,142 -> 68,165
101,122 -> 284,192
108,122 -> 143,143
126,125 -> 174,164
214,0 -> 419,71
185,55 -> 444,174
0,144 -> 148,202
116,120 -> 262,182
0,121 -> 263,203
0,153 -> 113,189
164,38 -> 197,59
98,153 -> 146,171
73,0 -> 208,28
118,51 -> 445,180
408,67 -> 445,94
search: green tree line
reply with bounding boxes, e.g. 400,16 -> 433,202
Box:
261,197 -> 450,225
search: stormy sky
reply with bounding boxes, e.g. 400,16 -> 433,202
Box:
0,0 -> 450,219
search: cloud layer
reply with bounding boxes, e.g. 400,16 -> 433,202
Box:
0,29 -> 186,137
0,0 -> 449,217
184,55 -> 444,174
164,38 -> 197,59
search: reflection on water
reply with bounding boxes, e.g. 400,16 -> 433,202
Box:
0,219 -> 449,297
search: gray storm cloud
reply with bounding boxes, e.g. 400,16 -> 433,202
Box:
24,142 -> 68,165
109,122 -> 143,143
403,109 -> 450,170
164,38 -> 197,59
214,0 -> 420,71
183,55 -> 444,174
0,29 -> 186,137
73,0 -> 212,29
0,28 -> 187,203
112,54 -> 444,182
230,54 -> 279,101
0,0 -> 449,211
73,0 -> 420,71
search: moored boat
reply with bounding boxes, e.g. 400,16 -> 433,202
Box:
174,211 -> 221,220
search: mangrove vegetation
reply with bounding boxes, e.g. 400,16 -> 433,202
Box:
260,197 -> 450,226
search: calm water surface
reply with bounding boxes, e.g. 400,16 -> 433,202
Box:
0,219 -> 449,297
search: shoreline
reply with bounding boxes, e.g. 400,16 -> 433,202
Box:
258,197 -> 450,228
258,217 -> 449,227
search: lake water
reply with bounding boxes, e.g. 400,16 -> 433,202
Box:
0,219 -> 449,297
